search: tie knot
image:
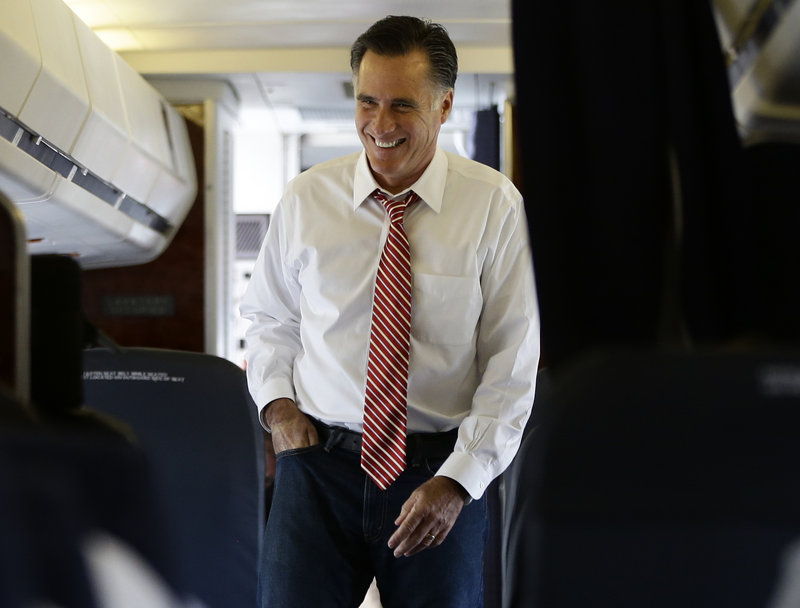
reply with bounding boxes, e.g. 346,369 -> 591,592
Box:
373,190 -> 419,221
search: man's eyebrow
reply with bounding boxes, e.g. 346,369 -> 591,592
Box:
392,98 -> 418,107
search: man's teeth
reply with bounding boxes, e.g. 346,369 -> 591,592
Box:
375,139 -> 403,148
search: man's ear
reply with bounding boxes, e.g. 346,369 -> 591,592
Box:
440,89 -> 454,124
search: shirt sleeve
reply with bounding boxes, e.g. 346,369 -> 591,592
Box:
240,201 -> 301,427
435,193 -> 540,499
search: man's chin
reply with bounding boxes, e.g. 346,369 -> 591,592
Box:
365,158 -> 403,186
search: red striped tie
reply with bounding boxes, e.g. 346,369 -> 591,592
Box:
361,189 -> 419,490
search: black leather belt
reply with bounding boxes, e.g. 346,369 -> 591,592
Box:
311,418 -> 458,465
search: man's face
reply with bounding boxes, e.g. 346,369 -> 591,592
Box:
355,50 -> 453,194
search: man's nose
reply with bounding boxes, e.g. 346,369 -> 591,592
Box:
372,106 -> 395,134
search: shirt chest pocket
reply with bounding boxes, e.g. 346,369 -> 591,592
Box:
411,274 -> 482,345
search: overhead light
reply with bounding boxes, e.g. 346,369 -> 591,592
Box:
94,28 -> 143,51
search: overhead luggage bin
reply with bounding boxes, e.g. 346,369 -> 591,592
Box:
0,0 -> 197,268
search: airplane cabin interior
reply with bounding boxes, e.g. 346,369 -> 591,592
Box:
1,0 -> 800,606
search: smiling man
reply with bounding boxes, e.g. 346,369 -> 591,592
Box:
355,48 -> 452,193
241,16 -> 540,608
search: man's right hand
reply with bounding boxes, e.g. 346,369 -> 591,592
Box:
264,398 -> 319,454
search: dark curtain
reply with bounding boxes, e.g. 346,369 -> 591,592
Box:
512,0 -> 755,368
744,142 -> 800,342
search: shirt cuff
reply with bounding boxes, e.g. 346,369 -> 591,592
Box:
255,377 -> 296,431
434,451 -> 492,501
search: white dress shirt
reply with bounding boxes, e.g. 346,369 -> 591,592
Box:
241,147 -> 540,499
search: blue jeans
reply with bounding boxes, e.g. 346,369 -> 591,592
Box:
260,442 -> 487,607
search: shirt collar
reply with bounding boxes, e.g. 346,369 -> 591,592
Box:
352,147 -> 447,213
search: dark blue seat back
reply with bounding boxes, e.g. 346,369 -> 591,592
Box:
83,347 -> 265,608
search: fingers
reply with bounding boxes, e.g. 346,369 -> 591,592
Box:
388,477 -> 465,558
393,500 -> 412,528
402,530 -> 443,557
389,504 -> 452,557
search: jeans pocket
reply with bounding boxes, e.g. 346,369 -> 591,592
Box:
276,443 -> 322,460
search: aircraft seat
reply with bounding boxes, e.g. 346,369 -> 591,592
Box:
83,346 -> 265,608
0,190 -> 29,407
0,426 -> 182,607
1,191 -> 184,606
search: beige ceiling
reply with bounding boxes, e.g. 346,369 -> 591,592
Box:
62,0 -> 516,111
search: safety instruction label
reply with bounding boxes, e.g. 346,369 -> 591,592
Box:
83,370 -> 185,383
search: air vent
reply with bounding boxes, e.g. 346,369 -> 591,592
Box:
236,214 -> 270,259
